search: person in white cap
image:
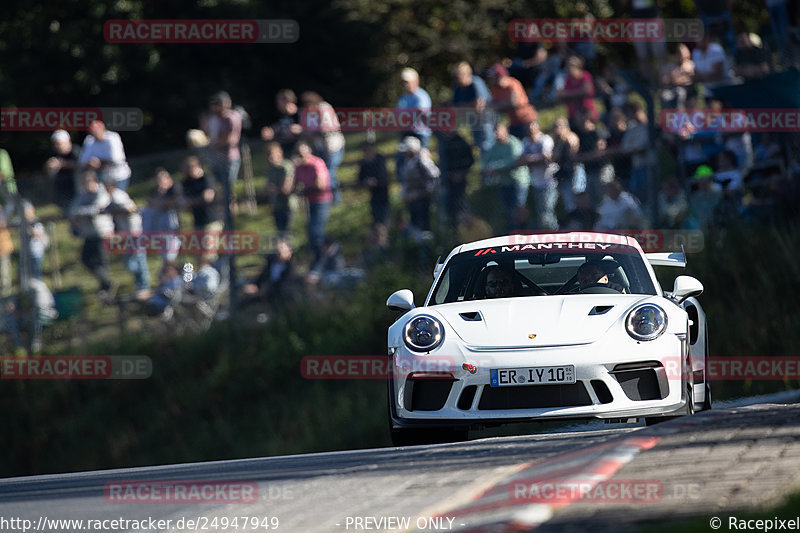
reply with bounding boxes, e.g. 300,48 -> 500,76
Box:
45,130 -> 80,213
396,68 -> 432,147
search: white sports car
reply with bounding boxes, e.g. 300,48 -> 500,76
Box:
386,232 -> 710,445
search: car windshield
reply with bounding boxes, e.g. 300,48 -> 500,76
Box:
428,244 -> 657,305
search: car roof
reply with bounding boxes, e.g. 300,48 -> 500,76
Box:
451,232 -> 644,255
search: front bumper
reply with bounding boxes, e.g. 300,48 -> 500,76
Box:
389,333 -> 689,428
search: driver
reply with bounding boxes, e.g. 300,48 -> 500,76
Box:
577,262 -> 626,293
484,265 -> 516,299
577,262 -> 609,290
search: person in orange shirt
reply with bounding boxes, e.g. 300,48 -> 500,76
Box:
486,64 -> 536,140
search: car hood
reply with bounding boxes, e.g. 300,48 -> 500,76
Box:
433,294 -> 651,349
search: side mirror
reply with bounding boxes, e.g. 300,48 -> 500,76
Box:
387,289 -> 415,312
672,276 -> 703,304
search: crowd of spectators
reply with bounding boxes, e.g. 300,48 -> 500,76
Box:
2,2 -> 800,349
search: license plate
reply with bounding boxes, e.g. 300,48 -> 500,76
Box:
490,365 -> 575,387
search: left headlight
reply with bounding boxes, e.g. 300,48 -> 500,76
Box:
626,304 -> 667,341
403,315 -> 444,352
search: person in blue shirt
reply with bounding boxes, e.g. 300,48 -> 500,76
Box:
396,68 -> 432,148
451,61 -> 494,155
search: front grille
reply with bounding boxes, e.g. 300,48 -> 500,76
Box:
405,378 -> 454,411
478,383 -> 592,410
457,385 -> 477,410
591,380 -> 614,404
613,369 -> 664,401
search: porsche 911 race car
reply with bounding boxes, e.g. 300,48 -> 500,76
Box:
386,232 -> 709,445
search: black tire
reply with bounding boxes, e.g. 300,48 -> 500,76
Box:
390,426 -> 469,447
701,324 -> 712,411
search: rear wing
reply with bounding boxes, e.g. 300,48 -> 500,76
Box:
645,250 -> 686,268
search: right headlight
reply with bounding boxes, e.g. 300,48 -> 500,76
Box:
626,304 -> 667,341
403,315 -> 444,352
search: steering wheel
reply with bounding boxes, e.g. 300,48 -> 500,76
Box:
578,284 -> 622,294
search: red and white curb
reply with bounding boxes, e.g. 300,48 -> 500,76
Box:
419,436 -> 661,532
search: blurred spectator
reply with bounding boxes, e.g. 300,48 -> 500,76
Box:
437,130 -> 474,228
22,201 -> 48,280
396,68 -> 433,148
624,0 -> 667,82
1,297 -> 24,354
723,132 -> 753,171
573,13 -> 598,72
451,61 -> 494,154
399,136 -> 440,233
509,42 -> 547,88
69,171 -> 115,301
551,117 -> 581,214
264,142 -> 295,238
242,238 -> 295,307
307,239 -> 364,289
520,120 -> 558,229
621,101 -> 654,205
657,177 -> 690,228
261,89 -> 302,156
767,0 -> 790,66
307,238 -> 345,282
201,91 -> 242,214
558,56 -> 598,128
595,179 -> 646,229
487,64 -> 537,139
692,32 -> 733,94
189,257 -> 220,302
715,149 -> 744,192
358,142 -> 390,232
574,107 -> 609,204
30,277 -> 59,325
530,43 -> 569,105
0,207 -> 12,296
741,167 -> 782,222
294,140 -> 333,263
146,261 -> 182,315
300,91 -> 345,204
694,0 -> 736,59
142,168 -> 183,263
659,44 -> 696,110
734,32 -> 771,80
754,132 -> 782,162
45,130 -> 80,213
563,191 -> 599,230
482,123 -> 530,231
686,164 -> 723,229
79,121 -> 132,191
182,156 -> 223,259
597,63 -> 632,116
0,148 -> 18,210
103,178 -> 150,294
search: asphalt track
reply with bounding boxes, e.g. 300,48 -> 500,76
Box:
1,391 -> 799,533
